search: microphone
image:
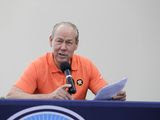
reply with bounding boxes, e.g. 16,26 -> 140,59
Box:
60,62 -> 76,94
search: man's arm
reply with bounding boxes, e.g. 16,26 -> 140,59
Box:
87,59 -> 126,101
6,84 -> 73,100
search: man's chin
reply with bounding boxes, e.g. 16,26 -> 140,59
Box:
54,57 -> 69,67
58,59 -> 69,64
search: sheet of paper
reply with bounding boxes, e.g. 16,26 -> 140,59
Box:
94,77 -> 127,100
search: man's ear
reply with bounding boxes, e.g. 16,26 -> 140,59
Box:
49,35 -> 53,47
75,40 -> 79,50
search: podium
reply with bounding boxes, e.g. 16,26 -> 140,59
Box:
0,99 -> 160,120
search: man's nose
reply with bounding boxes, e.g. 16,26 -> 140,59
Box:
60,42 -> 67,50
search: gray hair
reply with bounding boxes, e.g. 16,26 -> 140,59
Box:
52,22 -> 79,44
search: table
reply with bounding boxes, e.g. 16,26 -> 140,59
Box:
0,99 -> 160,120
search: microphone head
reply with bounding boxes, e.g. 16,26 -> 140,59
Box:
60,62 -> 71,73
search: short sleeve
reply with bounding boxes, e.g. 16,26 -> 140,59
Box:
88,61 -> 108,94
15,62 -> 38,93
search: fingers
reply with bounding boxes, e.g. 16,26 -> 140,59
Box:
58,87 -> 73,100
112,91 -> 126,101
60,84 -> 73,100
117,91 -> 126,96
112,95 -> 126,101
50,84 -> 73,100
61,84 -> 71,89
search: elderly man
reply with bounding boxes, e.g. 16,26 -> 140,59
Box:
7,22 -> 126,100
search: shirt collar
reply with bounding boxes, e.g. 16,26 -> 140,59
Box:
48,52 -> 60,73
48,52 -> 78,73
71,54 -> 78,71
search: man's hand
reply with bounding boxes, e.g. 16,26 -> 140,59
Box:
48,84 -> 73,100
112,91 -> 126,101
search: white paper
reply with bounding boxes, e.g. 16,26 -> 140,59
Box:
94,77 -> 127,100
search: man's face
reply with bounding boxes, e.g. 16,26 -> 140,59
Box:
50,25 -> 78,66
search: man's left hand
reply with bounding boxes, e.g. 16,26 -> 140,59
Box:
112,91 -> 126,101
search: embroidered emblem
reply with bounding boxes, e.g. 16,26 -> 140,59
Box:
77,79 -> 83,86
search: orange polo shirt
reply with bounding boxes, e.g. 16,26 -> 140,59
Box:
15,52 -> 107,100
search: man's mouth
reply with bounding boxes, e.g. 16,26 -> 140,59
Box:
58,53 -> 68,57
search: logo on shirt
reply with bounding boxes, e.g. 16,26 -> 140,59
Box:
77,79 -> 83,86
7,105 -> 85,120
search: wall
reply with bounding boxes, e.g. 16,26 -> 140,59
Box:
0,0 -> 160,101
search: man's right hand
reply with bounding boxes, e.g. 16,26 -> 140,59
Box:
48,84 -> 73,100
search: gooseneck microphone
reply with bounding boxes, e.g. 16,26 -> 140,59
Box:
60,62 -> 76,94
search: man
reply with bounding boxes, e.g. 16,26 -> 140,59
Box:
7,22 -> 126,100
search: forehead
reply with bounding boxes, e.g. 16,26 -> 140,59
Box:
54,24 -> 76,40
